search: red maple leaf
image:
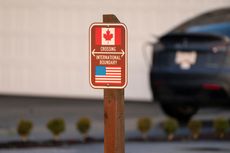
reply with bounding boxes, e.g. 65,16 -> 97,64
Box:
103,29 -> 113,41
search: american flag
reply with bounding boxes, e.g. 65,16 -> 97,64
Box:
95,66 -> 121,84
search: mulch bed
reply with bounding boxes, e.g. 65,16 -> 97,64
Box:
0,134 -> 230,149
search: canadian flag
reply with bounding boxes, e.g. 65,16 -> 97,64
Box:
95,27 -> 121,45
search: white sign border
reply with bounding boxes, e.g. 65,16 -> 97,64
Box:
89,23 -> 128,89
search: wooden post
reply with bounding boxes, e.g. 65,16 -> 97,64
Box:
103,14 -> 125,153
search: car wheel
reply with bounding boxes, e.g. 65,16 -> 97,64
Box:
160,102 -> 199,123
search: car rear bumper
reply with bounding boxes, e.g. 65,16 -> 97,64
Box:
150,70 -> 230,105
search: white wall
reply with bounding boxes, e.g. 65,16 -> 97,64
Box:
0,0 -> 229,100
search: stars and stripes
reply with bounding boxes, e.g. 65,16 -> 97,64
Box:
95,66 -> 121,84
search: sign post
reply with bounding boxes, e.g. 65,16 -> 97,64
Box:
89,14 -> 127,153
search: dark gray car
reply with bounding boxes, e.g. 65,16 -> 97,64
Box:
150,8 -> 230,122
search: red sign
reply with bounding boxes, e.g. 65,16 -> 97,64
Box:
89,23 -> 127,89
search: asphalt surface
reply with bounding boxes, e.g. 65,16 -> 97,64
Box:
0,95 -> 230,141
0,142 -> 230,153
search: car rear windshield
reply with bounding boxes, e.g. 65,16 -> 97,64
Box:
186,22 -> 230,37
169,8 -> 230,37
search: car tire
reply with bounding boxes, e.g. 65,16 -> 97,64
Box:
160,102 -> 199,123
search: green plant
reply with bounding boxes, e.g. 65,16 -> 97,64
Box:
17,119 -> 33,141
163,118 -> 179,141
213,117 -> 230,138
188,120 -> 202,139
137,117 -> 152,140
76,117 -> 91,142
47,118 -> 65,141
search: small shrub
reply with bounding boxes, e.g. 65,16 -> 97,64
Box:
137,117 -> 152,140
76,117 -> 91,142
213,117 -> 230,138
47,118 -> 65,141
17,119 -> 33,141
163,118 -> 179,141
188,120 -> 202,139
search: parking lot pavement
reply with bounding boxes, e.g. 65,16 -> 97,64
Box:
0,97 -> 162,142
0,96 -> 230,142
0,141 -> 230,153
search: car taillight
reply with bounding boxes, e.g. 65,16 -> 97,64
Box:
154,80 -> 163,86
212,44 -> 228,53
202,83 -> 221,90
